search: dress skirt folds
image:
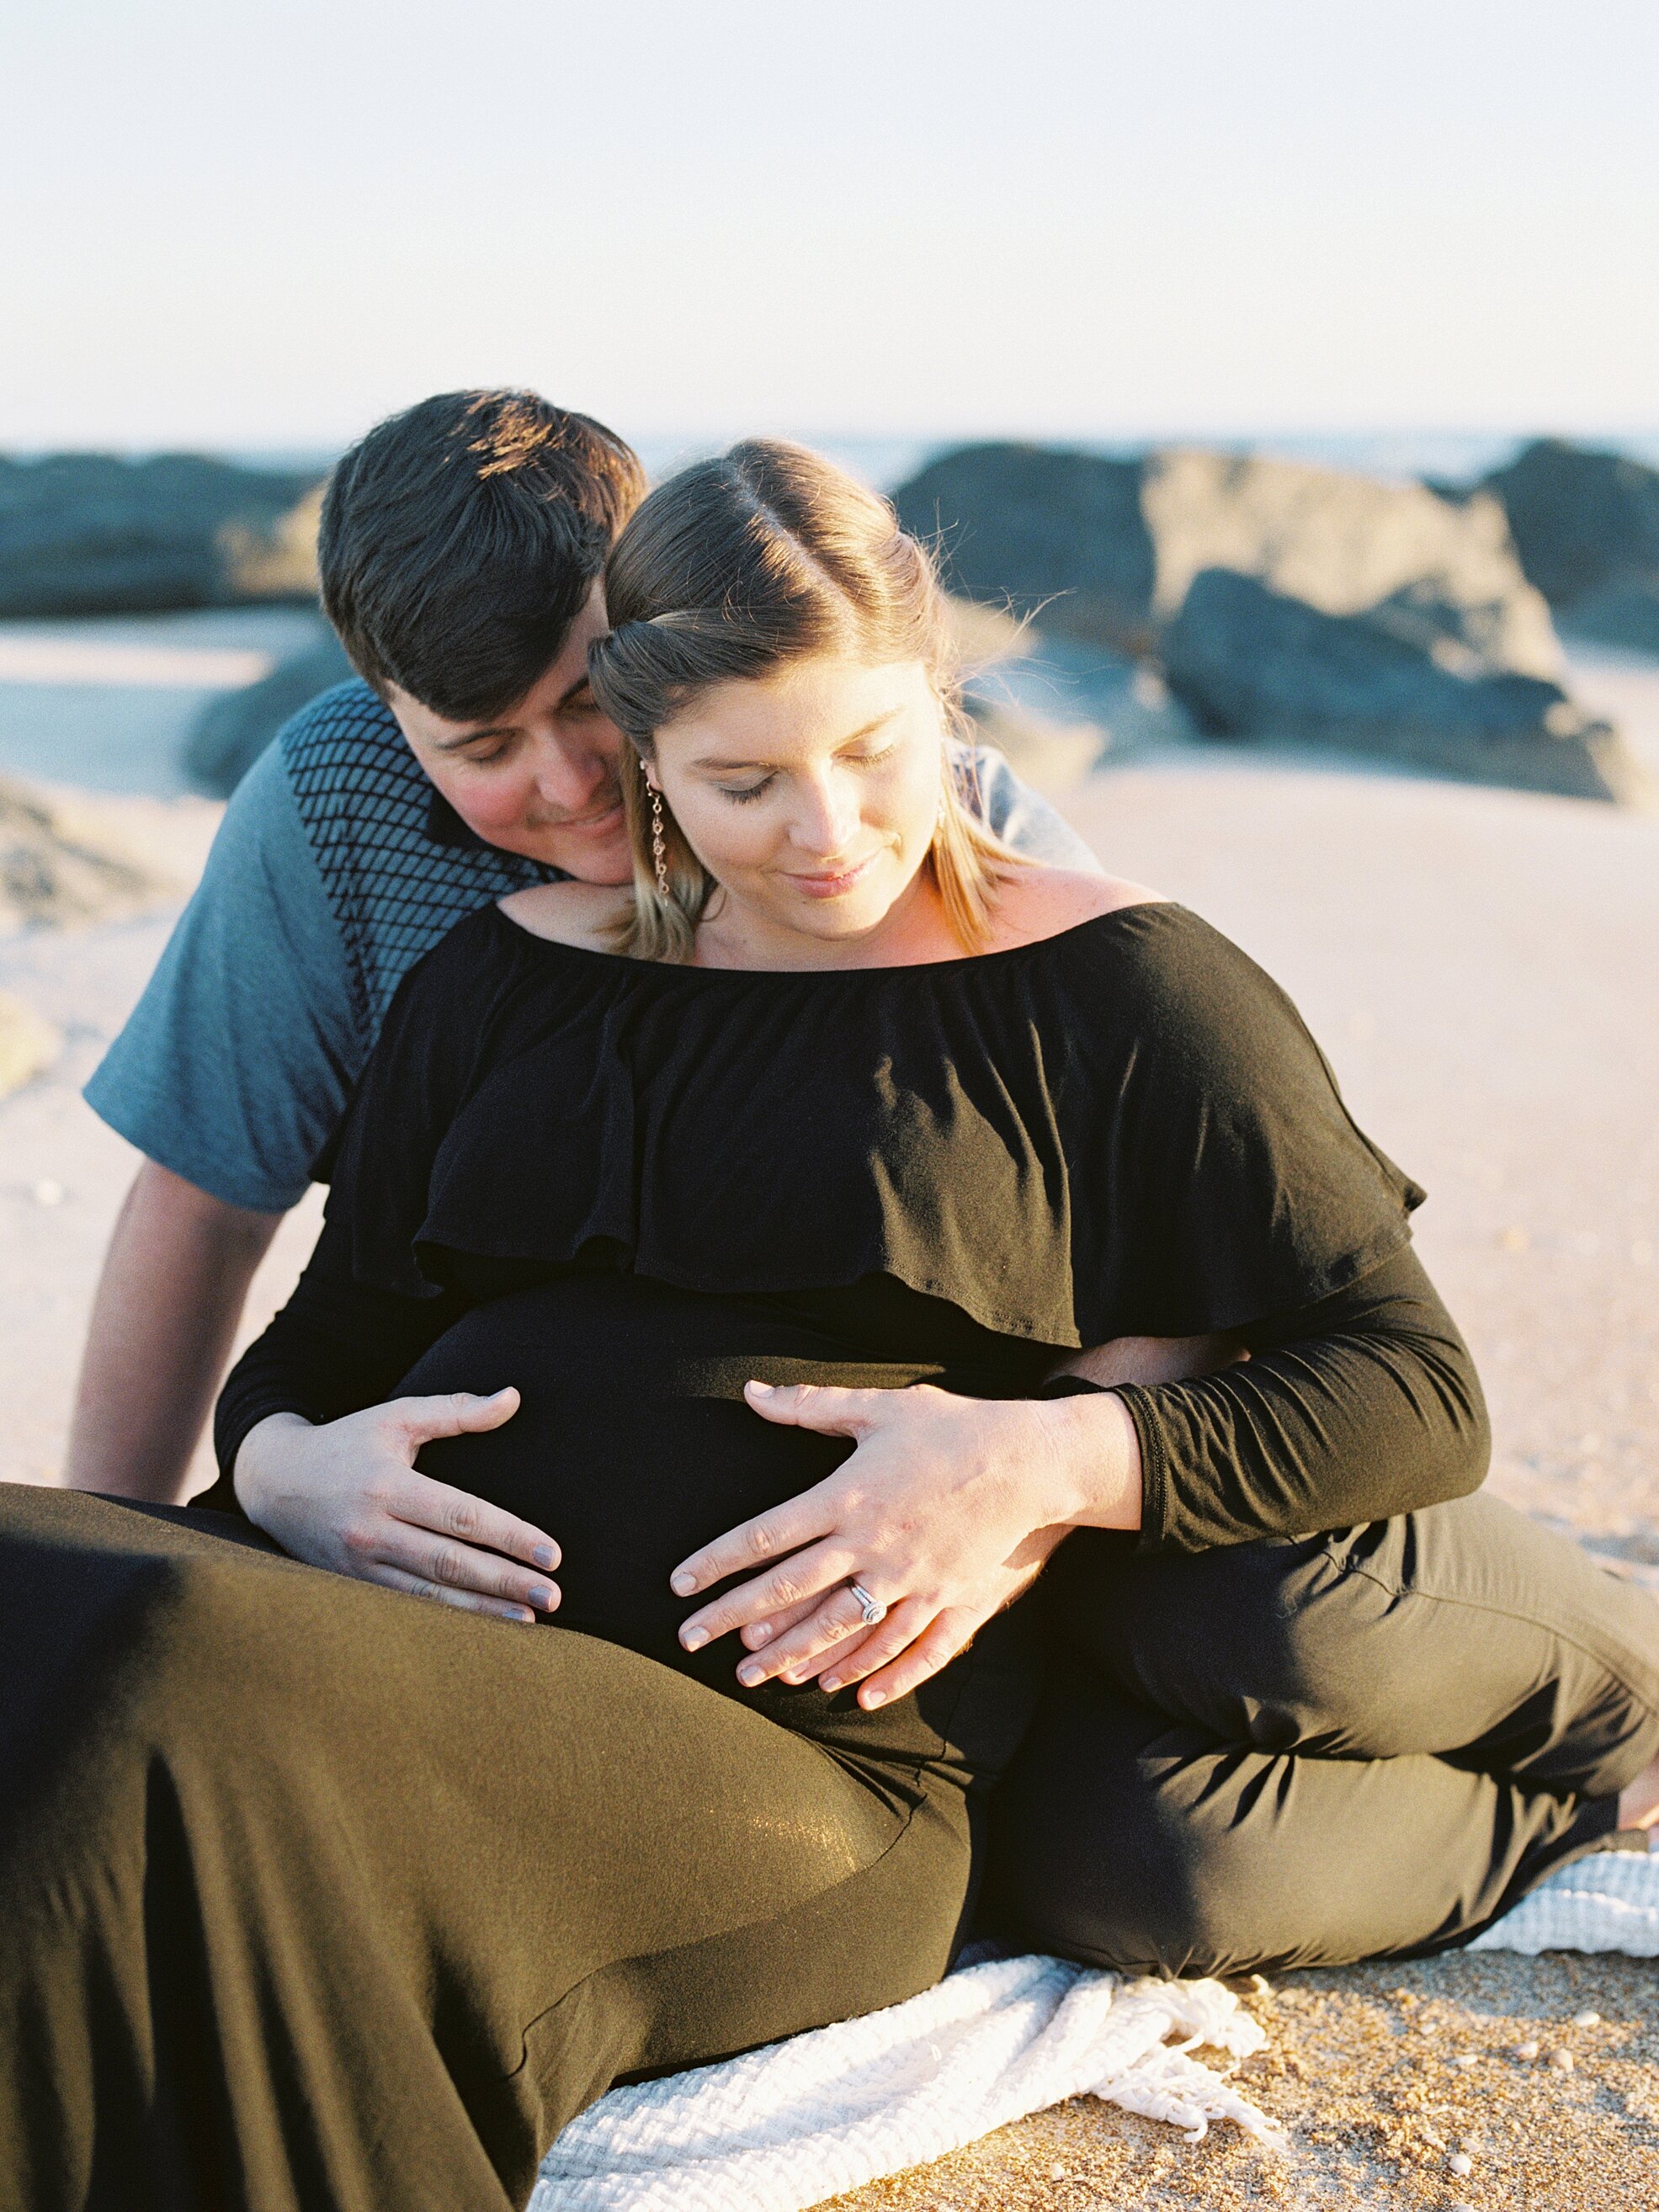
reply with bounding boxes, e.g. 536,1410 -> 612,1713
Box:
0,1477 -> 1030,2212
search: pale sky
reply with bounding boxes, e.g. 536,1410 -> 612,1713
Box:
3,0 -> 1657,452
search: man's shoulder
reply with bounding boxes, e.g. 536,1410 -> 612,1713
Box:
263,675 -> 549,1034
276,677 -> 427,802
950,735 -> 1103,876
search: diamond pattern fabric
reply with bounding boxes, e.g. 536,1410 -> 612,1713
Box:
280,680 -> 557,1035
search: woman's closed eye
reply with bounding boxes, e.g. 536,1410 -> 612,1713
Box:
718,744 -> 896,806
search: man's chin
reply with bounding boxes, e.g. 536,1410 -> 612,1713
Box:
532,811 -> 635,885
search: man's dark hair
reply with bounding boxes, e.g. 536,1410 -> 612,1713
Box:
319,391 -> 646,720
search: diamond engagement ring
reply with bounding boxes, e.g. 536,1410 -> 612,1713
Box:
848,1582 -> 887,1628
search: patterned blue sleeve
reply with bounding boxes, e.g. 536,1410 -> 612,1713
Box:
959,742 -> 1104,875
82,742 -> 366,1213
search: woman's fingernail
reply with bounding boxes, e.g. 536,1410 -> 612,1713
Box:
864,1688 -> 887,1709
511,1607 -> 535,1624
527,1585 -> 554,1610
738,1662 -> 763,1686
681,1626 -> 709,1651
532,1544 -> 556,1570
821,1677 -> 842,1694
671,1571 -> 697,1595
747,1380 -> 774,1396
747,1622 -> 772,1646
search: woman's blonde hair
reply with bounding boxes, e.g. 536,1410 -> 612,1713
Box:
588,439 -> 1022,962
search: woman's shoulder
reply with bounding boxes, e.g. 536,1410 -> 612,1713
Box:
497,880 -> 634,950
359,887 -> 625,1087
997,875 -> 1312,1074
987,864 -> 1167,952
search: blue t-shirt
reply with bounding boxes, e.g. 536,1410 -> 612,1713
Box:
85,680 -> 1103,1213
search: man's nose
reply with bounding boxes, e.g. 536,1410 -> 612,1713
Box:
529,727 -> 615,811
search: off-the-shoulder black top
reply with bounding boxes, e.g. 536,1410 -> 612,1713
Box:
214,899 -> 1486,1561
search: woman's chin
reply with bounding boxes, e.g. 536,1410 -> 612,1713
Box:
770,865 -> 916,940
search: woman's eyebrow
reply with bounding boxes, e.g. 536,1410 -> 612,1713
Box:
694,709 -> 900,774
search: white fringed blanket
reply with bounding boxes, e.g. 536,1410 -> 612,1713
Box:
529,1846 -> 1656,2212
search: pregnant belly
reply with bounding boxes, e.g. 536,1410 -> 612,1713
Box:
401,1271 -> 1024,1705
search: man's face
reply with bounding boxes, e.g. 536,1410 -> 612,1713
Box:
385,584 -> 632,884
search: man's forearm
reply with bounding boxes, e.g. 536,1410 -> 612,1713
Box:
63,1160 -> 284,1502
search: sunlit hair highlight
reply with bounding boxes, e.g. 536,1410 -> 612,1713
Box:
588,439 -> 1022,963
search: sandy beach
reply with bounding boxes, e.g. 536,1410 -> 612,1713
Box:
1,710 -> 1656,2204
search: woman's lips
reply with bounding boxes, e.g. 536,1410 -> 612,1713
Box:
784,853 -> 881,900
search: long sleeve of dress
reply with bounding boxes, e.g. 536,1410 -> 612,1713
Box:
1094,1246 -> 1490,1552
202,1210 -> 472,1511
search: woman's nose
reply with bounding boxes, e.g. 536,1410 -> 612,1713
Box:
790,776 -> 859,858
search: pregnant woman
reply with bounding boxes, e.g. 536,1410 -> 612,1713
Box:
3,441 -> 1655,2212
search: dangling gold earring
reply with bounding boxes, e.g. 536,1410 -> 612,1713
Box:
649,781 -> 669,899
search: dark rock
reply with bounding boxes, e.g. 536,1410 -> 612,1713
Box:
0,452 -> 325,618
895,444 -> 1156,653
183,625 -> 355,796
894,443 -> 1559,678
1553,581 -> 1659,657
892,442 -> 1657,800
1166,568 -> 1648,806
1478,439 -> 1659,654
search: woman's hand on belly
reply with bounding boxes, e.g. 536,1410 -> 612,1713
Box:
668,1380 -> 1143,1708
233,1394 -> 563,1624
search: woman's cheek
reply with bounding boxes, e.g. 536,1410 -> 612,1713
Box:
678,794 -> 773,875
881,757 -> 939,857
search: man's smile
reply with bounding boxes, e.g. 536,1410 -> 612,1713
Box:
534,796 -> 625,838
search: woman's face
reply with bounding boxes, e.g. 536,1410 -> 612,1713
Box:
647,655 -> 946,956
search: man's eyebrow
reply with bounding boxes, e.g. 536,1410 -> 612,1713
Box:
430,677 -> 593,752
693,709 -> 900,774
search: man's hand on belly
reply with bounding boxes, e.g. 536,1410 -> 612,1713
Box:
667,1380 -> 1146,1710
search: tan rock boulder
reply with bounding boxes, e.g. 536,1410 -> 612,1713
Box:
0,776 -> 175,931
896,441 -> 1559,678
0,989 -> 61,1098
1141,449 -> 1561,679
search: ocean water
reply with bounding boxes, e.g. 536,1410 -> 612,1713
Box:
237,429 -> 1659,494
0,608 -> 322,798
